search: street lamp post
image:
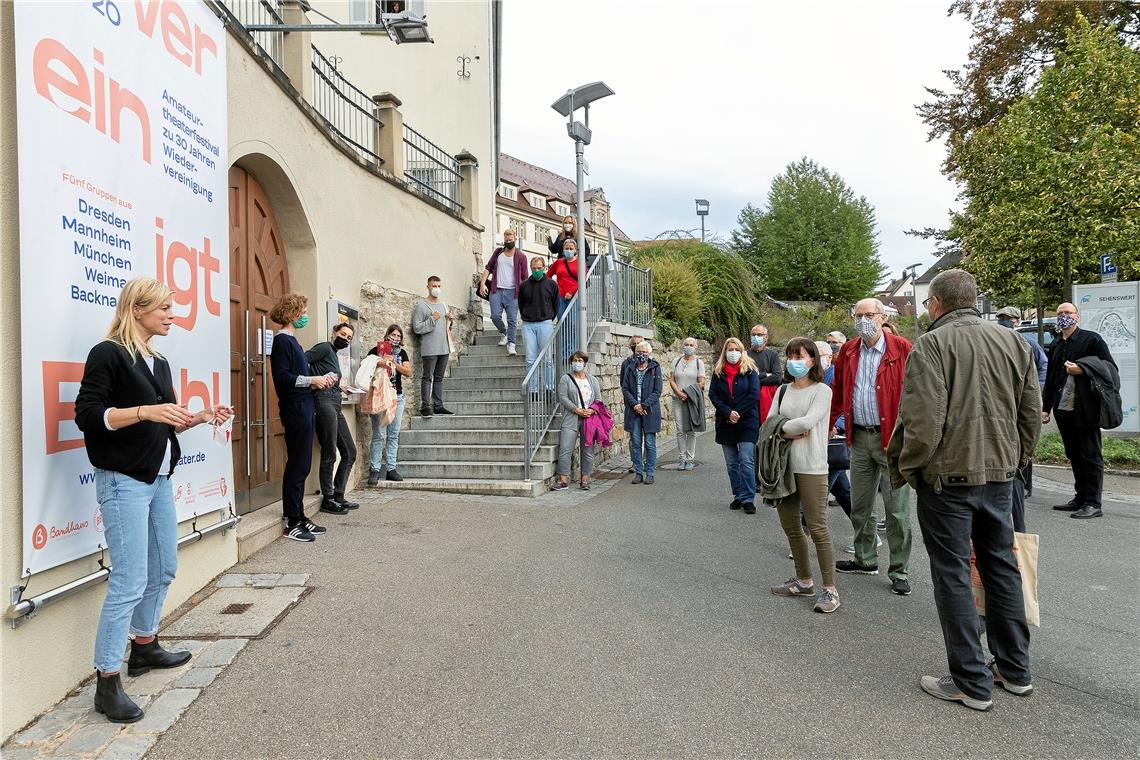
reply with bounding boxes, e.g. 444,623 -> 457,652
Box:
552,82 -> 615,352
695,199 -> 710,243
905,262 -> 922,341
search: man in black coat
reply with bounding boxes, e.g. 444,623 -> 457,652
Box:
518,255 -> 561,393
747,324 -> 782,386
1042,302 -> 1116,519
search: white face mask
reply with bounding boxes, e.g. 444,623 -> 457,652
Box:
564,223 -> 574,232
683,345 -> 696,356
726,350 -> 741,364
430,287 -> 442,298
855,316 -> 879,339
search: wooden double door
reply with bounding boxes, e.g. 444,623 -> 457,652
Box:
229,167 -> 290,514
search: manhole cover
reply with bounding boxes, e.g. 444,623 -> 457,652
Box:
163,587 -> 310,639
220,603 -> 253,615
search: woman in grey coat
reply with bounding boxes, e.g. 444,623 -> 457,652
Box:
552,350 -> 602,491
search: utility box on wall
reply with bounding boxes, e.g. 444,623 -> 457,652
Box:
1073,280 -> 1139,434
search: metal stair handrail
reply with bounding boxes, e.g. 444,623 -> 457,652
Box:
520,256 -> 607,480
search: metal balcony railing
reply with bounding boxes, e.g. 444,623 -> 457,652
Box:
403,124 -> 462,213
216,0 -> 285,69
310,45 -> 382,165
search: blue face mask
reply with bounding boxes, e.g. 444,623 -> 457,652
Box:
751,335 -> 766,348
564,249 -> 576,259
787,359 -> 811,378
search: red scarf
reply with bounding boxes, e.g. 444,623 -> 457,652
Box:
723,360 -> 740,396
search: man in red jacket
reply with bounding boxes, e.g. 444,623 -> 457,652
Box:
829,297 -> 914,595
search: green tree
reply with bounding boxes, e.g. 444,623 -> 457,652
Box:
919,1 -> 1139,173
952,17 -> 1140,299
731,158 -> 887,305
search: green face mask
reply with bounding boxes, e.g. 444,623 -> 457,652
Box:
530,270 -> 544,281
293,315 -> 309,329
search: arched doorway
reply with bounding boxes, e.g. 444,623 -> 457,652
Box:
229,166 -> 290,514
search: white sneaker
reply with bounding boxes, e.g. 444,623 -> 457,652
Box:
507,343 -> 517,355
498,335 -> 509,346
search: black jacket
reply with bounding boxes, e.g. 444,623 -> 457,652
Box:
518,277 -> 559,322
1044,327 -> 1115,426
748,347 -> 783,386
1076,356 -> 1124,429
74,340 -> 181,483
708,369 -> 761,445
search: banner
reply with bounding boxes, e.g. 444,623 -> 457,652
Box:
1075,281 -> 1139,433
15,1 -> 230,575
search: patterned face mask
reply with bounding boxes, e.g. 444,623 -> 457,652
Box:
1057,313 -> 1078,330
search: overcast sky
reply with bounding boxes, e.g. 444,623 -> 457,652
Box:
500,0 -> 974,283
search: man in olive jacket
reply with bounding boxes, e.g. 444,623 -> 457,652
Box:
887,269 -> 1041,713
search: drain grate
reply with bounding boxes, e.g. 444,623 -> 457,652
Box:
220,603 -> 253,615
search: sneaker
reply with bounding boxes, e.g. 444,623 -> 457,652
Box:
320,499 -> 349,515
579,480 -> 591,491
302,519 -> 327,536
730,499 -> 742,511
920,675 -> 993,711
498,334 -> 509,346
771,578 -> 816,597
507,343 -> 517,355
551,479 -> 569,491
366,470 -> 381,486
284,525 -> 316,543
433,407 -> 454,415
988,660 -> 1034,696
386,469 -> 403,482
742,503 -> 756,515
420,408 -> 433,418
813,588 -> 841,613
632,473 -> 644,484
891,578 -> 912,596
827,495 -> 838,506
841,544 -> 856,555
877,519 -> 887,532
876,534 -> 882,550
645,475 -> 654,485
835,560 -> 879,575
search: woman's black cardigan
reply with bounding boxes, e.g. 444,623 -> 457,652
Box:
74,340 -> 182,483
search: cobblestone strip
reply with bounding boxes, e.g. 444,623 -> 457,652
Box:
2,572 -> 308,759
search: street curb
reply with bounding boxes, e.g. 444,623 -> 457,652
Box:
1036,463 -> 1140,479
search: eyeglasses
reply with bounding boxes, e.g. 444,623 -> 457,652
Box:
922,297 -> 933,308
853,312 -> 882,320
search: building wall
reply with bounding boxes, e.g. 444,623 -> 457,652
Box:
306,0 -> 496,261
0,16 -> 485,740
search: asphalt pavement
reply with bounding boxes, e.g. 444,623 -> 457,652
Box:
149,434 -> 1140,759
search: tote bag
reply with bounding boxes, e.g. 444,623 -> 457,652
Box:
971,532 -> 1040,627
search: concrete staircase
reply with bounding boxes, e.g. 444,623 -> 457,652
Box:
369,328 -> 558,497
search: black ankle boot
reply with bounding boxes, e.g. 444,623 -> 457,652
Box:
127,638 -> 192,677
94,671 -> 144,723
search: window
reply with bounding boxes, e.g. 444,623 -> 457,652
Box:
533,225 -> 549,244
350,0 -> 369,23
527,193 -> 546,210
553,202 -> 570,217
498,183 -> 517,200
508,217 -> 524,238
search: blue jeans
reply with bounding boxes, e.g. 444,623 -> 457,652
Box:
721,441 -> 757,504
370,393 -> 406,471
628,416 -> 657,476
522,320 -> 555,391
490,287 -> 519,344
93,470 -> 178,673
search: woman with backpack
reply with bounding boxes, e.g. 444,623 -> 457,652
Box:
708,337 -> 761,513
552,351 -> 603,491
768,337 -> 840,614
669,336 -> 706,470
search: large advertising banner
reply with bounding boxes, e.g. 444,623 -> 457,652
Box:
1075,281 -> 1140,434
15,1 -> 230,575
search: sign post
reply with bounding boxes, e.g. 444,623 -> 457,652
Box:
1100,253 -> 1118,284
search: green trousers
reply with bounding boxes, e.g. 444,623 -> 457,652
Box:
849,428 -> 912,579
